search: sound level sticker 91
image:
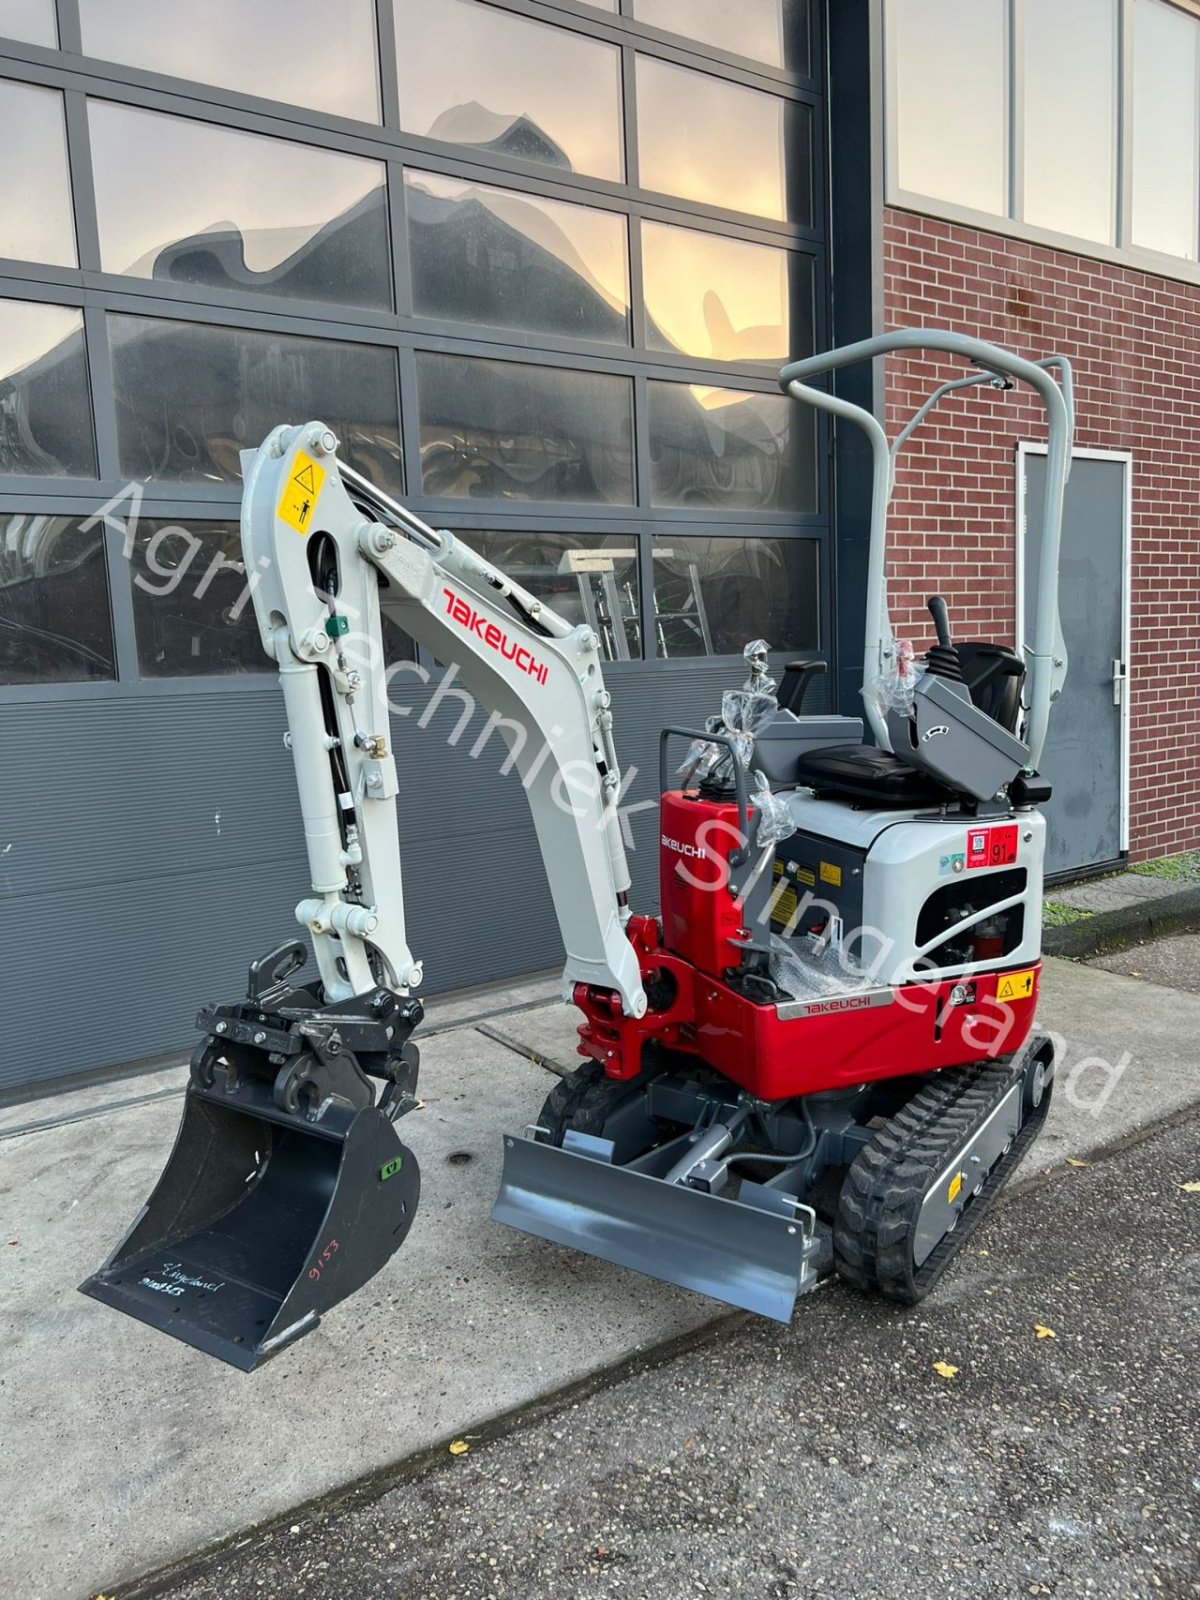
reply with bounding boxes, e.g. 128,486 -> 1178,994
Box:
278,451 -> 326,536
966,823 -> 1019,870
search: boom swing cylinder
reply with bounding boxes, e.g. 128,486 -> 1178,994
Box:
81,330 -> 1073,1367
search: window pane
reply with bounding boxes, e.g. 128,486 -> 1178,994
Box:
1132,0 -> 1200,259
636,57 -> 809,223
458,531 -> 641,660
0,0 -> 56,46
633,0 -> 809,72
1,81 -> 75,267
90,102 -> 390,311
406,170 -> 629,344
130,521 -> 264,678
0,300 -> 96,478
416,352 -> 633,504
649,382 -> 815,513
396,0 -> 623,182
893,0 -> 1007,214
129,519 -> 415,675
108,316 -> 402,491
1024,0 -> 1117,244
642,221 -> 804,363
652,535 -> 818,658
0,514 -> 114,684
77,0 -> 381,121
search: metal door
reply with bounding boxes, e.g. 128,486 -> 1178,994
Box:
1018,447 -> 1130,875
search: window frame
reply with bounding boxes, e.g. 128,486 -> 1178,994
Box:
0,0 -> 829,699
883,0 -> 1200,286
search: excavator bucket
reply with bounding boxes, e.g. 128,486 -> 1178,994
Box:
80,1083 -> 419,1371
492,1132 -> 819,1322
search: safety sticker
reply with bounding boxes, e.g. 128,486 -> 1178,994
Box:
939,851 -> 966,877
278,451 -> 325,536
947,1171 -> 964,1204
966,823 -> 1019,871
819,861 -> 842,887
996,967 -> 1036,1004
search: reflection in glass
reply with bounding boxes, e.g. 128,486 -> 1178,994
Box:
1023,0 -> 1116,245
108,315 -> 402,490
406,170 -> 628,343
130,521 -> 265,677
652,535 -> 818,658
642,221 -> 804,363
0,0 -> 56,46
458,531 -> 641,660
90,102 -> 390,310
77,0 -> 381,121
648,382 -> 815,513
416,352 -> 633,504
636,57 -> 809,224
2,81 -> 76,267
0,514 -> 114,684
396,0 -> 623,181
1132,0 -> 1200,259
130,519 -> 414,674
894,0 -> 1006,215
0,300 -> 95,477
633,0 -> 808,72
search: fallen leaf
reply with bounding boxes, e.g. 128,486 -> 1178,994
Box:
448,1439 -> 470,1456
932,1361 -> 960,1379
1065,1158 -> 1089,1169
1033,1324 -> 1057,1340
1180,1181 -> 1200,1193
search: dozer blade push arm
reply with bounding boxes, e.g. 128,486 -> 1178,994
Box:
240,422 -> 647,1020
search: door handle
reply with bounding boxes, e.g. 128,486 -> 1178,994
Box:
1112,658 -> 1127,708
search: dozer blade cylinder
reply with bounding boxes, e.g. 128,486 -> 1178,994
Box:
492,1134 -> 819,1323
80,1085 -> 419,1370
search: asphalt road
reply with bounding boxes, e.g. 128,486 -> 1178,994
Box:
138,1110 -> 1200,1600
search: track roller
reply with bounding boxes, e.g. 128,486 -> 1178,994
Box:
833,1033 -> 1055,1304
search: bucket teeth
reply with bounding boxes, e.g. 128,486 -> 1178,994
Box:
493,1134 -> 819,1323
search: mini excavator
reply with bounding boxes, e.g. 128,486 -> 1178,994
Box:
82,330 -> 1073,1369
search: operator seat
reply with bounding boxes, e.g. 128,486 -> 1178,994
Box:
792,641 -> 1028,806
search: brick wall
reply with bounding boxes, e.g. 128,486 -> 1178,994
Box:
883,207 -> 1200,861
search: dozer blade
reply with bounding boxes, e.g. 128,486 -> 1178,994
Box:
492,1133 -> 819,1323
80,1085 -> 419,1371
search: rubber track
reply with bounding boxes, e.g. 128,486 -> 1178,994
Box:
537,1060 -> 619,1145
834,1043 -> 1053,1304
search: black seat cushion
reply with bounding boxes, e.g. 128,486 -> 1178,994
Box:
794,744 -> 954,807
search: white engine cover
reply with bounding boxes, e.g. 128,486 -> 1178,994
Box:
780,793 -> 1046,987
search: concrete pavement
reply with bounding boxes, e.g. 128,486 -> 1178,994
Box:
154,1112 -> 1200,1600
1,954 -> 1198,1598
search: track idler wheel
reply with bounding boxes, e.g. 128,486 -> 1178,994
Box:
535,1058 -> 678,1165
833,1034 -> 1054,1305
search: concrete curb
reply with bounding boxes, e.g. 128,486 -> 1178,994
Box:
1044,881 -> 1200,959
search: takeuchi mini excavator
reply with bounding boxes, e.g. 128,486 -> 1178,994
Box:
81,331 -> 1073,1370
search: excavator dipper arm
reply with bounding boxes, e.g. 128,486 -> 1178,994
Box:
240,421 -> 647,1021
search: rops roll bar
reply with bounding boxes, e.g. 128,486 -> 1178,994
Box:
778,330 -> 1074,769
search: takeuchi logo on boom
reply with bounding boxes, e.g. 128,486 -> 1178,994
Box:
442,588 -> 549,685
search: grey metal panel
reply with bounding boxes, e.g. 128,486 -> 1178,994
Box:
0,657 -> 827,1089
1022,452 -> 1125,873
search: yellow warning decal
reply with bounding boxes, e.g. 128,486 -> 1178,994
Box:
996,967 -> 1037,1004
278,451 -> 325,536
947,1171 -> 963,1204
820,861 -> 842,887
